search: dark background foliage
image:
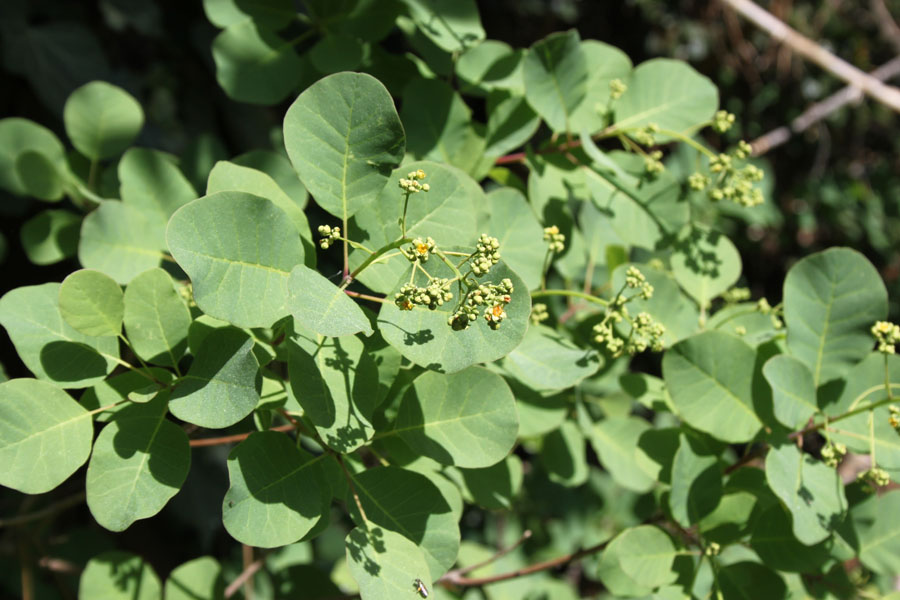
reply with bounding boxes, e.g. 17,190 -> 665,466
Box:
1,0 -> 898,593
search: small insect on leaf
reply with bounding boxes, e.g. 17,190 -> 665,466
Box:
413,578 -> 429,598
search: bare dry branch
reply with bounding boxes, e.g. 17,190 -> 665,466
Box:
721,0 -> 900,112
751,55 -> 900,154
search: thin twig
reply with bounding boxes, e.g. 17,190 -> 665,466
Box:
0,493 -> 86,528
439,540 -> 608,587
38,557 -> 82,575
343,289 -> 388,304
188,424 -> 294,447
225,545 -> 259,600
751,55 -> 900,155
335,455 -> 369,524
445,530 -> 532,580
721,0 -> 900,112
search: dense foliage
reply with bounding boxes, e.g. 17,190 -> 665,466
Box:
1,1 -> 899,599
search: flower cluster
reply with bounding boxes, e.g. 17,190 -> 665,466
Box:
821,441 -> 847,468
625,266 -> 654,300
872,320 -> 900,354
858,466 -> 891,492
755,297 -> 784,329
632,123 -> 659,146
722,286 -> 751,304
543,226 -> 565,254
394,278 -> 453,311
530,302 -> 549,324
401,237 -> 436,263
448,279 -> 514,331
317,224 -> 341,249
609,78 -> 627,100
471,234 -> 501,276
399,169 -> 430,194
643,150 -> 664,177
712,110 -> 736,133
889,405 -> 900,431
593,308 -> 665,357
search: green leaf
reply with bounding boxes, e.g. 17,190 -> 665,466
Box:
569,40 -> 632,134
349,466 -> 460,579
783,247 -> 888,387
309,33 -> 364,73
668,433 -> 722,527
222,432 -> 325,547
0,283 -> 118,387
400,0 -> 484,53
169,328 -> 261,428
203,0 -> 295,30
232,149 -> 308,209
345,526 -> 432,600
457,41 -> 525,95
164,557 -> 225,600
591,416 -> 656,493
853,489 -> 900,575
452,454 -> 523,509
79,200 -> 168,284
670,225 -> 742,308
515,382 -> 568,437
594,528 -> 655,597
0,117 -> 66,197
283,72 -> 405,218
765,443 -> 847,545
20,209 -> 80,265
63,81 -> 143,160
394,367 -> 518,468
582,147 -> 689,251
522,30 -> 588,133
212,20 -> 304,105
481,187 -> 545,290
287,332 -> 377,453
166,191 -> 305,328
614,59 -> 718,138
762,354 -> 818,429
615,526 -> 678,589
349,161 -> 480,293
401,78 -> 486,176
16,150 -> 64,201
717,562 -> 787,600
85,394 -> 190,531
501,324 -> 600,392
58,269 -> 124,337
119,148 -> 197,224
662,330 -> 762,443
540,421 -> 588,487
288,265 -> 373,337
750,504 -> 832,573
611,264 -> 700,346
123,268 -> 191,367
0,378 -> 93,494
79,551 -> 162,600
378,261 -> 529,373
484,91 -> 540,158
206,160 -> 313,255
80,369 -> 173,422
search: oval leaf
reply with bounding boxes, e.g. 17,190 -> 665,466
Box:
395,367 -> 518,468
86,394 -> 190,531
63,81 -> 143,160
59,269 -> 124,337
123,268 -> 192,367
222,431 -> 325,547
167,191 -> 305,328
783,247 -> 888,387
284,72 -> 405,219
169,327 -> 261,428
79,551 -> 162,600
662,330 -> 762,443
0,379 -> 93,493
762,354 -> 818,429
288,265 -> 373,337
345,526 -> 432,600
522,30 -> 588,133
